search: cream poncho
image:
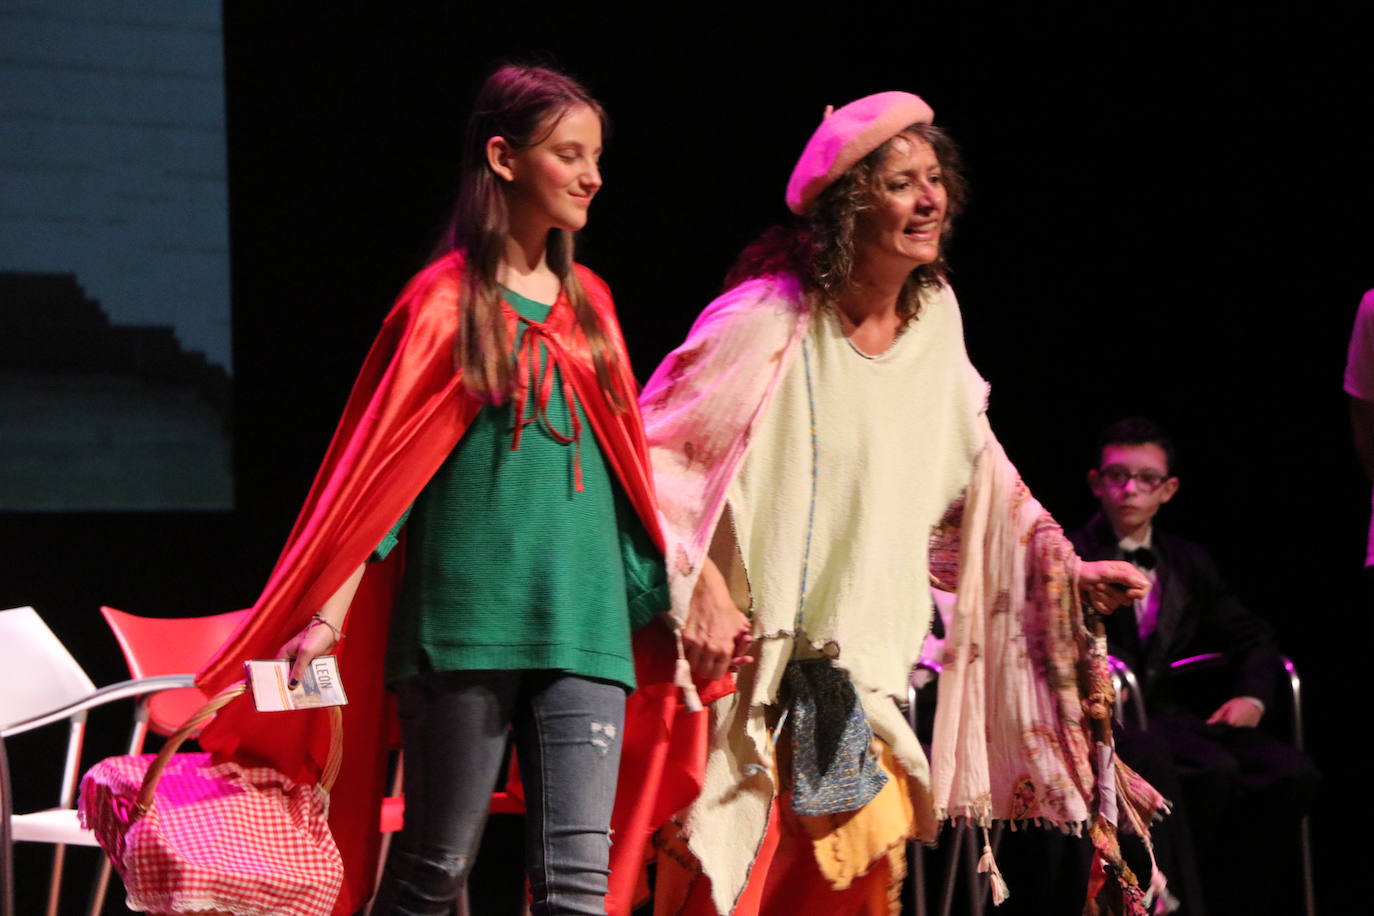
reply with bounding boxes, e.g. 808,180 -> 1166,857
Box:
640,274 -> 1163,915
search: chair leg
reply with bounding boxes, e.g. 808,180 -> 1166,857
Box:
1,735 -> 14,916
365,755 -> 406,916
1300,815 -> 1315,916
909,837 -> 927,916
44,843 -> 66,916
938,822 -> 964,916
963,824 -> 984,916
87,856 -> 114,916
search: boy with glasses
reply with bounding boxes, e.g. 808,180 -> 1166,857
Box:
1070,417 -> 1317,916
1074,417 -> 1276,724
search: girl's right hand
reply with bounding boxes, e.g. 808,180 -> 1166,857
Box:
683,558 -> 754,682
278,619 -> 339,689
278,562 -> 365,687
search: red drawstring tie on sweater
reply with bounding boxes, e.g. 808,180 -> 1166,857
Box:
510,317 -> 585,491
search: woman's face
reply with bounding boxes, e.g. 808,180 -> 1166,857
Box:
853,133 -> 947,270
498,103 -> 603,234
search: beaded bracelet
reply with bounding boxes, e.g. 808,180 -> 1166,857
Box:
310,613 -> 344,643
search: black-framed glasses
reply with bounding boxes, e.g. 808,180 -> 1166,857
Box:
1097,466 -> 1171,493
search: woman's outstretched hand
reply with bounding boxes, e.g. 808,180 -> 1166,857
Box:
683,557 -> 754,681
1078,560 -> 1149,615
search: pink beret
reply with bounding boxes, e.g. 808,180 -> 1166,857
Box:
785,91 -> 935,215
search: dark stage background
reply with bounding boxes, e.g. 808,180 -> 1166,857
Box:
4,3 -> 1371,913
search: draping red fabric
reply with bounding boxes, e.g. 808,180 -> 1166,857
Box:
195,252 -> 726,915
660,798 -> 896,916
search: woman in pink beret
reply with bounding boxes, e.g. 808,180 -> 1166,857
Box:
636,92 -> 1163,915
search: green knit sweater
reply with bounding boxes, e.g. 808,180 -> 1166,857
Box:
374,290 -> 667,690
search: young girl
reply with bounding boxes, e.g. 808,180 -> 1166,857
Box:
196,64 -> 671,916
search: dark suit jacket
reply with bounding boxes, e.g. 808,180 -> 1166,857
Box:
1068,514 -> 1279,708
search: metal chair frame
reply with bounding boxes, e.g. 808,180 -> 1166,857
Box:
3,671 -> 196,916
1162,651 -> 1315,916
905,657 -> 1004,916
1108,655 -> 1149,730
903,624 -> 1312,915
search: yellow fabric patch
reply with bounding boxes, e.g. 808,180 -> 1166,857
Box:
784,743 -> 917,892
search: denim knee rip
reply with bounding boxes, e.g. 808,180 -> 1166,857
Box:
589,720 -> 617,756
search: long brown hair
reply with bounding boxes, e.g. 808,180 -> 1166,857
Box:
440,64 -> 624,408
725,123 -> 968,326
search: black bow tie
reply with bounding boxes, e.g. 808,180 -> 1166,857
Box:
1121,546 -> 1157,570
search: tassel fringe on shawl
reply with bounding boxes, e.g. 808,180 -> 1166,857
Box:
930,430 -> 1168,912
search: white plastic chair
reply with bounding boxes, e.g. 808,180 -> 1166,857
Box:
0,606 -> 195,916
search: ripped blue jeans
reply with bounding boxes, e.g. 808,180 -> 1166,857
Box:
370,670 -> 626,916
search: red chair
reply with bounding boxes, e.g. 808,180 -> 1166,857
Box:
90,605 -> 253,910
99,606 -> 252,742
372,749 -> 529,916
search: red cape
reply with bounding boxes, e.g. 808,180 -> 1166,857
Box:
196,253 -> 728,915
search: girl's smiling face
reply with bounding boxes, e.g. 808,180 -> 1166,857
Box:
492,103 -> 603,234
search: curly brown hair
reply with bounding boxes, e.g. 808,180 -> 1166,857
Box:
725,123 -> 967,325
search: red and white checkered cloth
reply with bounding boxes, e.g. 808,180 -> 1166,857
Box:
79,752 -> 343,916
